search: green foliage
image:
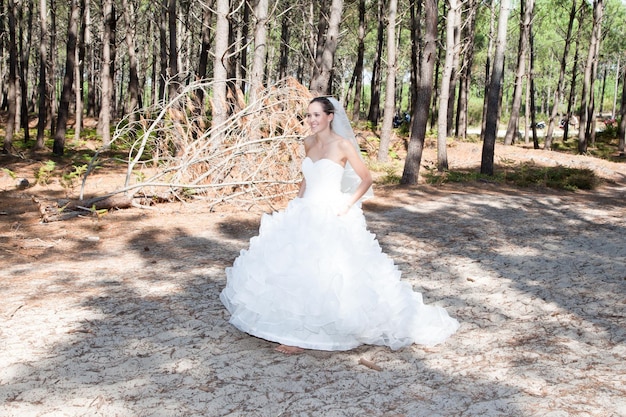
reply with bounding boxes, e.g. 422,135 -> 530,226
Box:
374,164 -> 402,185
424,162 -> 597,191
423,168 -> 503,186
2,168 -> 17,179
133,170 -> 146,183
467,96 -> 484,127
61,164 -> 89,189
35,161 -> 57,185
504,163 -> 597,190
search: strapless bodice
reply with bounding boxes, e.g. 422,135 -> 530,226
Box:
301,157 -> 345,203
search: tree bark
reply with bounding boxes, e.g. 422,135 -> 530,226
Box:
3,0 -> 18,154
456,0 -> 477,140
350,0 -> 366,121
84,3 -> 95,118
481,3 -> 497,134
446,0 -> 461,137
578,0 -> 603,154
401,0 -> 437,185
377,0 -> 397,163
504,0 -> 533,146
34,0 -> 48,150
250,0 -> 268,104
367,0 -> 385,126
310,0 -> 343,95
18,0 -> 33,143
408,0 -> 422,115
158,2 -> 168,102
196,2 -> 213,107
481,0 -> 511,176
619,61 -> 626,154
437,0 -> 460,171
544,0 -> 577,149
122,0 -> 140,124
310,0 -> 329,86
97,0 -> 113,149
53,0 -> 80,156
212,0 -> 230,142
278,11 -> 290,81
529,26 -> 539,149
167,0 -> 179,98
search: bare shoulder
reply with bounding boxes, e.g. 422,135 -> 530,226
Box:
335,134 -> 358,156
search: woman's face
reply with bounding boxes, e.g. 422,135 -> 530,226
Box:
306,102 -> 333,134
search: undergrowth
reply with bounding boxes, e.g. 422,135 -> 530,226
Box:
423,162 -> 597,191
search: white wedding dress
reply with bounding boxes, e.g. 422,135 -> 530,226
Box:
220,157 -> 459,351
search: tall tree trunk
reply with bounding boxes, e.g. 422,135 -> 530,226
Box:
612,56 -> 619,118
437,0 -> 461,171
158,3 -> 168,102
212,0 -> 229,142
446,0 -> 461,137
226,6 -> 238,98
310,0 -> 343,95
401,0 -> 437,185
578,0 -> 603,154
98,0 -> 113,149
109,2 -> 117,118
167,0 -> 179,98
122,0 -> 140,124
74,20 -> 82,142
564,7 -> 584,142
504,0 -> 533,146
34,0 -> 48,150
250,0 -> 268,104
430,10 -> 445,131
53,0 -> 80,156
3,0 -> 18,154
239,2 -> 250,92
456,0 -> 477,139
619,61 -> 626,154
351,0 -> 366,121
377,0 -> 397,163
408,0 -> 422,114
85,3 -> 96,117
196,2 -> 213,107
278,11 -> 290,81
18,0 -> 33,143
367,0 -> 385,126
310,1 -> 328,84
599,65 -> 607,116
48,0 -> 57,132
481,0 -> 511,176
74,0 -> 86,142
529,26 -> 539,149
524,57 -> 531,144
545,0 -> 577,149
481,3 -> 497,133
0,0 -> 5,112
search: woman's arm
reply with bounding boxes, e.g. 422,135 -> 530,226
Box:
297,178 -> 307,198
298,136 -> 313,198
339,139 -> 373,209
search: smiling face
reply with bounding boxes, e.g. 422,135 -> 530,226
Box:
306,101 -> 334,135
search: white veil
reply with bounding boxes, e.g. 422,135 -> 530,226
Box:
327,97 -> 374,202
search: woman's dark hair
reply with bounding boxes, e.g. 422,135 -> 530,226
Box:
309,97 -> 335,115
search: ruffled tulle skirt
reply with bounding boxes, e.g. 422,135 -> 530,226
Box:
220,196 -> 459,351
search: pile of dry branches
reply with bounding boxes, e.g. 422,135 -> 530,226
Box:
106,78 -> 313,211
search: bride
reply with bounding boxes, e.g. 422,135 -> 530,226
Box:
220,96 -> 459,354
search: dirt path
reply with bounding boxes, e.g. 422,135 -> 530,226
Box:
1,143 -> 625,416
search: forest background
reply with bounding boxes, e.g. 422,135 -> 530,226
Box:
1,0 -> 626,208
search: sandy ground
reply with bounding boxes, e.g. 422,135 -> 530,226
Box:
1,142 -> 625,417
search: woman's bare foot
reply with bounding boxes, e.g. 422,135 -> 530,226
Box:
275,344 -> 304,355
